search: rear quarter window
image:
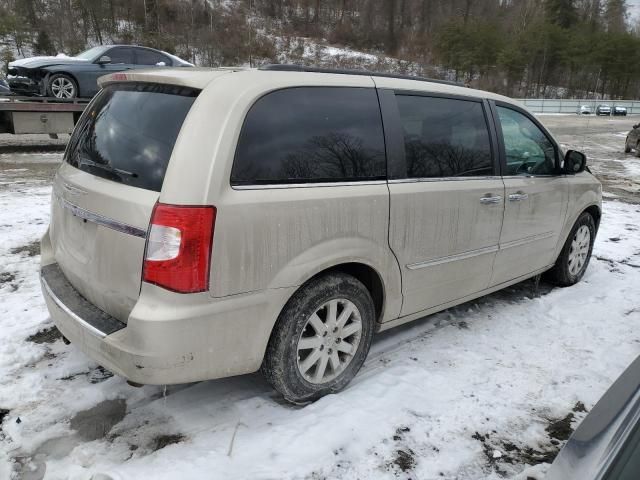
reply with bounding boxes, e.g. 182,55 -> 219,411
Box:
65,83 -> 198,192
135,48 -> 171,66
231,87 -> 386,185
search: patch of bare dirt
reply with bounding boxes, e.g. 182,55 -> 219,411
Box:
151,433 -> 186,452
10,240 -> 40,257
26,326 -> 62,344
0,408 -> 9,433
391,448 -> 416,473
0,271 -> 18,291
545,412 -> 574,442
472,402 -> 587,474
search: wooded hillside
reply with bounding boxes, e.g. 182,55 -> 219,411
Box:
1,0 -> 640,99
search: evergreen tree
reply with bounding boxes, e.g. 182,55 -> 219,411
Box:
546,0 -> 578,27
33,30 -> 55,55
604,0 -> 627,32
0,0 -> 639,98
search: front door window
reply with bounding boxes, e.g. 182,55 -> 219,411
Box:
497,106 -> 558,176
105,48 -> 134,65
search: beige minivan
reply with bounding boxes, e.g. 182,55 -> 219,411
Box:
40,65 -> 602,403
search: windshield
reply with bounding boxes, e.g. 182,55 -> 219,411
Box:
65,83 -> 199,191
75,46 -> 107,60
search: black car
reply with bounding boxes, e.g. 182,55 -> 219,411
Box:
613,105 -> 628,116
7,45 -> 193,99
0,74 -> 11,95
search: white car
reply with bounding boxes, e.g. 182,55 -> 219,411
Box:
577,105 -> 592,115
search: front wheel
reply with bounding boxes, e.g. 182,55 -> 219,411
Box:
262,273 -> 375,404
47,73 -> 78,99
549,213 -> 596,287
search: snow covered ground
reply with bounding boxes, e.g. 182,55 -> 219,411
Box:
0,119 -> 639,479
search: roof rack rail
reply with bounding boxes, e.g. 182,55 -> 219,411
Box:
258,64 -> 463,87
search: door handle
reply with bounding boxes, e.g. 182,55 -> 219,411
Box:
508,192 -> 529,202
480,195 -> 503,204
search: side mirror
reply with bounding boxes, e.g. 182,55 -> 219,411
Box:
96,55 -> 111,65
564,150 -> 587,174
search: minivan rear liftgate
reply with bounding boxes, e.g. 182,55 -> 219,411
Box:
43,82 -> 199,324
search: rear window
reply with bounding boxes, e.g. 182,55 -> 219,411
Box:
65,83 -> 198,192
231,87 -> 386,185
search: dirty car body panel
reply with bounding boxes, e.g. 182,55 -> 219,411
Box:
40,67 -> 602,386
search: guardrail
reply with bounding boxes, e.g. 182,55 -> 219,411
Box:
519,98 -> 640,114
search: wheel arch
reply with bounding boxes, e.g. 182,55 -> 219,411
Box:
274,260 -> 389,326
554,202 -> 601,262
311,262 -> 386,324
583,204 -> 601,231
259,260 -> 389,374
43,69 -> 80,96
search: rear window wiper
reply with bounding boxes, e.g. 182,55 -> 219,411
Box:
79,159 -> 138,181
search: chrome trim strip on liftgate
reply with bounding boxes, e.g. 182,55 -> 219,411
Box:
55,191 -> 147,239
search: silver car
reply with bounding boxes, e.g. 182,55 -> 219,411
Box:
578,104 -> 592,115
40,66 -> 602,403
596,104 -> 612,116
546,355 -> 640,479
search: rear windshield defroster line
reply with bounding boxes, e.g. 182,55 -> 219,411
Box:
65,83 -> 199,192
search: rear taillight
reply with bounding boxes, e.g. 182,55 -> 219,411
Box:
143,203 -> 216,293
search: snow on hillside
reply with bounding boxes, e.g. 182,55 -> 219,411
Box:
270,35 -> 449,79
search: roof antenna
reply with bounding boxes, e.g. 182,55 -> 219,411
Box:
248,0 -> 253,68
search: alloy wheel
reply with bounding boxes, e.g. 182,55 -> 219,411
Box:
296,298 -> 362,384
50,77 -> 75,99
568,225 -> 591,276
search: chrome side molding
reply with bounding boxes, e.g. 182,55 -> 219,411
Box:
406,232 -> 555,270
407,245 -> 499,270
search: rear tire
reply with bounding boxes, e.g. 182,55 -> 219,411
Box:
47,73 -> 78,99
262,273 -> 375,404
548,212 -> 596,287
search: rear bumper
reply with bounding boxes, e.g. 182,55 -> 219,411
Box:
41,262 -> 296,385
41,264 -> 127,336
